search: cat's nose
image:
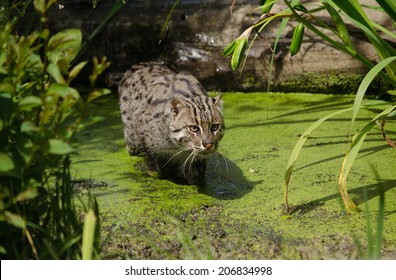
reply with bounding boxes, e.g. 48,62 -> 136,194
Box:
203,142 -> 213,151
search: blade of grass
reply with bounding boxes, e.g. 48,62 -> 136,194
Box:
372,166 -> 385,259
283,107 -> 353,213
363,165 -> 385,259
331,0 -> 372,25
160,0 -> 181,44
363,185 -> 374,257
283,0 -> 382,76
349,56 -> 396,138
293,0 -> 396,84
371,21 -> 396,41
375,184 -> 385,259
339,105 -> 396,212
376,0 -> 396,22
240,11 -> 293,72
323,1 -> 354,50
330,0 -> 396,66
340,12 -> 396,59
81,209 -> 97,260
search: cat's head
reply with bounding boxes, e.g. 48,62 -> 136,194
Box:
169,95 -> 224,154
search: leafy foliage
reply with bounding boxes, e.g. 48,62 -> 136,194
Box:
0,0 -> 110,259
225,0 -> 396,85
225,1 -> 396,213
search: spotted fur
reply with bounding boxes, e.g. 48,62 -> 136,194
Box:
118,62 -> 224,184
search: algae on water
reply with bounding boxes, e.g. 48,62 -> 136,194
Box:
72,92 -> 396,259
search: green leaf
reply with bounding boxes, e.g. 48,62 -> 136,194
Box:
47,0 -> 58,10
47,84 -> 81,119
376,0 -> 396,22
261,0 -> 276,13
47,83 -> 79,99
331,0 -> 396,72
47,139 -> 74,155
371,21 -> 396,41
47,84 -> 81,114
323,2 -> 355,50
26,53 -> 44,74
331,0 -> 371,27
82,209 -> 97,260
33,0 -> 45,14
0,83 -> 15,94
16,187 -> 38,202
47,29 -> 82,67
339,105 -> 396,211
293,3 -> 308,13
5,211 -> 26,229
223,40 -> 238,57
18,96 -> 42,112
373,177 -> 385,259
387,109 -> 396,118
47,63 -> 66,84
68,61 -> 88,84
15,134 -> 34,163
79,115 -> 105,130
231,38 -> 247,70
21,82 -> 37,92
349,56 -> 396,136
21,121 -> 41,134
89,57 -> 111,86
0,152 -> 15,172
87,88 -> 111,103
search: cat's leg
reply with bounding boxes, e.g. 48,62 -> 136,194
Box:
122,124 -> 136,155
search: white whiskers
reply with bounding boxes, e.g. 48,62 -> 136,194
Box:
181,150 -> 199,178
162,147 -> 190,167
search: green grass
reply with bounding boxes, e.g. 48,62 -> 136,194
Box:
71,92 -> 396,259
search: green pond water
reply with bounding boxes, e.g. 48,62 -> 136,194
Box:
71,92 -> 396,259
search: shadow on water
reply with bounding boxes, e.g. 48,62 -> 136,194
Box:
293,143 -> 392,173
268,97 -> 385,121
126,153 -> 258,200
291,179 -> 396,215
269,99 -> 355,120
199,153 -> 259,200
73,152 -> 257,201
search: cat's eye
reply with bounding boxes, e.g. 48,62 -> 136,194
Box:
210,124 -> 221,132
188,125 -> 200,133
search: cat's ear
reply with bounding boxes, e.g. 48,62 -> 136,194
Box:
212,94 -> 223,108
170,98 -> 182,116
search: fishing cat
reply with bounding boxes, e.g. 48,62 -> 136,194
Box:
118,62 -> 224,185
